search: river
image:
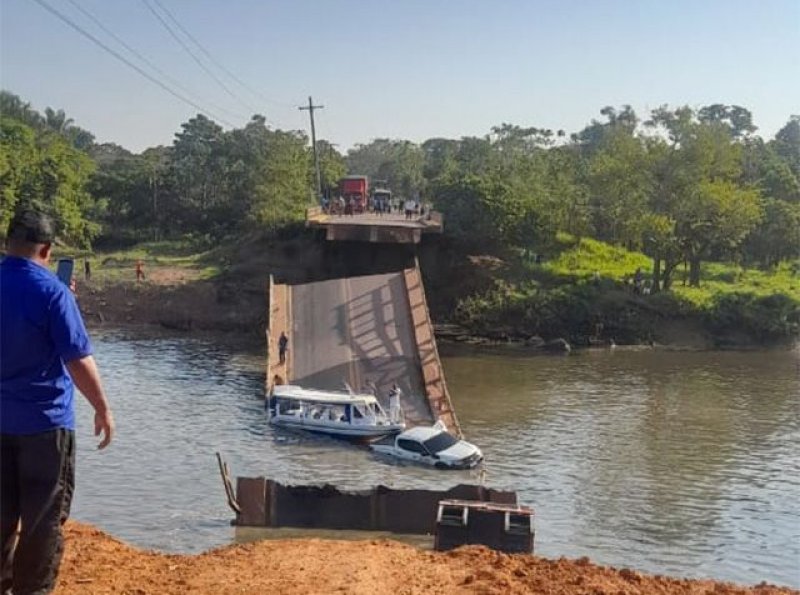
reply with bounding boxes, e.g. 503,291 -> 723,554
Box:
71,330 -> 800,588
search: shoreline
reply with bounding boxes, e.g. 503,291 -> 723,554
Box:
76,279 -> 797,354
55,521 -> 797,595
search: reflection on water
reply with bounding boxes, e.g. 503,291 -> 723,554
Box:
72,332 -> 800,587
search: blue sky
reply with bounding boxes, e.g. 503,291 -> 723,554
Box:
1,0 -> 798,152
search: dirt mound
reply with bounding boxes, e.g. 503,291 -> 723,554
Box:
54,522 -> 795,595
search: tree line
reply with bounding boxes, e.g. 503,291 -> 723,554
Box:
1,90 -> 798,290
348,106 -> 799,290
0,90 -> 346,246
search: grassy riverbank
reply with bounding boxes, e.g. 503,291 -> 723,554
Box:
428,235 -> 800,348
62,231 -> 800,348
55,522 -> 796,595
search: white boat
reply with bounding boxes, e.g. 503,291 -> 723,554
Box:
370,421 -> 484,469
266,384 -> 405,438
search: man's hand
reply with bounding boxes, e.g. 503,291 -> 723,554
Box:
66,355 -> 114,449
94,408 -> 114,449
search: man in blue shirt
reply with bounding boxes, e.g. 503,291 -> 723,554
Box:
1,211 -> 114,595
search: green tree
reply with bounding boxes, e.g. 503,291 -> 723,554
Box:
587,127 -> 651,247
316,140 -> 346,196
771,116 -> 800,176
0,117 -> 99,246
170,114 -> 226,233
680,180 -> 762,285
251,129 -> 311,229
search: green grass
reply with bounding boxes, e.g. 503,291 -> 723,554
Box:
539,234 -> 652,283
521,233 -> 799,307
673,261 -> 800,308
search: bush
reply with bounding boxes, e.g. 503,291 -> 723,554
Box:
706,292 -> 800,343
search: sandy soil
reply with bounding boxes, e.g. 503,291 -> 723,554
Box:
54,522 -> 795,595
76,267 -> 266,336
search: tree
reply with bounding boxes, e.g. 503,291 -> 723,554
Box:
679,180 -> 762,285
0,91 -> 44,129
587,127 -> 651,247
170,114 -> 225,233
316,140 -> 346,195
0,116 -> 99,246
43,107 -> 73,135
771,116 -> 800,179
250,129 -> 311,229
644,106 -> 762,286
697,104 -> 757,139
745,199 -> 800,266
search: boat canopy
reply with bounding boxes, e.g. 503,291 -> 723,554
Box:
272,384 -> 380,406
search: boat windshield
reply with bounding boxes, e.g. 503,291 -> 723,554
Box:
422,431 -> 459,454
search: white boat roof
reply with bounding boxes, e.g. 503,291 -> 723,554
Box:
272,384 -> 379,405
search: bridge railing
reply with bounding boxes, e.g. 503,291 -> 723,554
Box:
403,259 -> 461,437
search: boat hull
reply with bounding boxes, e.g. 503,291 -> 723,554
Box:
269,417 -> 403,438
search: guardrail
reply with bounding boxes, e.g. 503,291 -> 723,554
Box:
403,259 -> 461,437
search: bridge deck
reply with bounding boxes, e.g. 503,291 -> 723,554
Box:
306,209 -> 443,243
267,268 -> 460,434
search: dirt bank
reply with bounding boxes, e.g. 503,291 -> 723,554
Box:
76,266 -> 266,339
55,522 -> 794,595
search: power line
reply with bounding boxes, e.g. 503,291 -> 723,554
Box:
140,0 -> 256,115
30,0 -> 235,127
150,0 -> 295,110
64,0 -> 247,121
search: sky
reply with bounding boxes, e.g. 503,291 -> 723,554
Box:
1,0 -> 798,153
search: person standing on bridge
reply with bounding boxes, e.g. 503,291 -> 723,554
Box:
278,331 -> 289,365
1,210 -> 115,595
388,383 -> 403,424
403,198 -> 416,220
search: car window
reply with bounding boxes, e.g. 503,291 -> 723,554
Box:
422,431 -> 459,454
397,438 -> 426,454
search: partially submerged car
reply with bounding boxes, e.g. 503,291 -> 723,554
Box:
370,421 -> 483,469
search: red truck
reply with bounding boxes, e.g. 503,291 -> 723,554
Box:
339,175 -> 369,214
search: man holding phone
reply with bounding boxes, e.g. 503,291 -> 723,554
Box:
0,210 -> 115,594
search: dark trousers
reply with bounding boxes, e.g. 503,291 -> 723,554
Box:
1,429 -> 75,595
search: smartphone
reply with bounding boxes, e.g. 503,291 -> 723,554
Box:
56,258 -> 74,286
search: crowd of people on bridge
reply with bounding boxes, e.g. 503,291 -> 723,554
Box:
320,195 -> 429,219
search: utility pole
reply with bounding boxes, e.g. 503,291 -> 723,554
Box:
298,96 -> 324,198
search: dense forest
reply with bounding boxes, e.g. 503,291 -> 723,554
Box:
1,89 -> 798,301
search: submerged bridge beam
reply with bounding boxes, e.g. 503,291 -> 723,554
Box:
266,208 -> 459,435
266,267 -> 461,436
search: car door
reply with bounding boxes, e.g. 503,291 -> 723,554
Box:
397,438 -> 427,463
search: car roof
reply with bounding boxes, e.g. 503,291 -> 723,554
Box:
399,425 -> 446,441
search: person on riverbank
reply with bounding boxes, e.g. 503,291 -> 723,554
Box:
0,210 -> 115,595
278,331 -> 289,365
135,259 -> 145,282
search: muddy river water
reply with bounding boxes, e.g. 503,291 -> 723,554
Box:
72,331 -> 799,587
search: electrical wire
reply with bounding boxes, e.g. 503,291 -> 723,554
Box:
64,0 -> 247,121
140,0 -> 257,115
30,0 -> 235,127
150,0 -> 295,110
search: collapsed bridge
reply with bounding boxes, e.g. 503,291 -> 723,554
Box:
267,208 -> 460,436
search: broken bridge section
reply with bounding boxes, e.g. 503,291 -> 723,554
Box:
266,208 -> 460,435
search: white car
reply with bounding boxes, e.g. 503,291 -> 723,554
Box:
370,422 -> 483,469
